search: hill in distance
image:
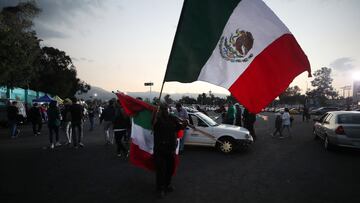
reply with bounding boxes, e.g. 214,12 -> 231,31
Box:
77,86 -> 228,101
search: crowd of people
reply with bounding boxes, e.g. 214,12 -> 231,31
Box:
6,98 -> 131,156
5,97 -> 302,199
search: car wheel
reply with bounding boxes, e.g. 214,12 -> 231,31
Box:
313,128 -> 319,140
217,137 -> 235,154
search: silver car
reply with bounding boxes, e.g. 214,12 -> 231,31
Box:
313,111 -> 360,150
185,112 -> 253,153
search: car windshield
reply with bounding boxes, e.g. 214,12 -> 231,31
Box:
337,114 -> 360,124
196,112 -> 219,127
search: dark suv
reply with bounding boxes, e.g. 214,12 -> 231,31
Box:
310,107 -> 340,116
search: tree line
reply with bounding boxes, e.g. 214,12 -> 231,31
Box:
0,2 -> 90,99
160,67 -> 341,107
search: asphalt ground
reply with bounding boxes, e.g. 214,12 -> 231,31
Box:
1,113 -> 360,203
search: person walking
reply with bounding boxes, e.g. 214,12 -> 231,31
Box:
281,108 -> 292,138
28,103 -> 43,136
225,101 -> 236,125
271,113 -> 283,138
173,103 -> 189,154
47,101 -> 61,149
100,100 -> 116,145
70,97 -> 84,148
88,104 -> 95,131
153,103 -> 187,198
7,101 -> 19,138
61,99 -> 72,145
235,104 -> 242,127
113,102 -> 130,157
243,108 -> 257,140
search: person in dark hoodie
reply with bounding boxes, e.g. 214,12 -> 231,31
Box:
28,103 -> 43,136
70,97 -> 84,148
153,103 -> 187,198
113,101 -> 131,157
271,113 -> 283,138
100,100 -> 116,145
47,100 -> 61,149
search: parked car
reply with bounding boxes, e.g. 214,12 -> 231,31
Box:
310,107 -> 339,115
289,108 -> 301,115
313,111 -> 360,150
185,111 -> 253,153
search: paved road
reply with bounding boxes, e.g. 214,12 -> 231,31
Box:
1,113 -> 360,203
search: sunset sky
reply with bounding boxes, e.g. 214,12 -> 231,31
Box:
1,0 -> 360,96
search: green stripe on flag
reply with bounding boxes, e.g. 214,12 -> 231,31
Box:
133,110 -> 153,130
164,0 -> 241,83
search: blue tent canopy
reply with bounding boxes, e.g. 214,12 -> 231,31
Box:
32,95 -> 55,103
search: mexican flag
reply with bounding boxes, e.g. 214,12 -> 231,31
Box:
164,0 -> 311,113
116,93 -> 180,172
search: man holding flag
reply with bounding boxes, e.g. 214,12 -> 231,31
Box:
116,93 -> 186,198
153,103 -> 187,198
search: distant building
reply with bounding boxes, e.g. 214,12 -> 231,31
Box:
354,81 -> 360,105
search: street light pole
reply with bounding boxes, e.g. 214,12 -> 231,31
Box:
144,82 -> 154,101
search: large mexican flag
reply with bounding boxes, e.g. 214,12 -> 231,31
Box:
164,0 -> 311,113
116,93 -> 179,172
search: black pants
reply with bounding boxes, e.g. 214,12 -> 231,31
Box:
72,122 -> 82,146
114,130 -> 127,154
32,121 -> 42,134
154,151 -> 175,192
48,125 -> 59,144
244,123 -> 256,139
273,127 -> 282,136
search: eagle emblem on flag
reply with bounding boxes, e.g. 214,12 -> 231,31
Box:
219,29 -> 254,62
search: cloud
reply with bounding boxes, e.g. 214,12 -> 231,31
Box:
329,57 -> 356,72
1,0 -> 108,39
35,23 -> 69,39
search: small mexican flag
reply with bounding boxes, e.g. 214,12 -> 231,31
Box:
116,93 -> 180,172
164,0 -> 311,113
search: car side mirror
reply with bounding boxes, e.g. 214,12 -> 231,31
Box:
323,121 -> 329,124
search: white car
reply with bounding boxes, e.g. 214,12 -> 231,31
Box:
184,112 -> 253,153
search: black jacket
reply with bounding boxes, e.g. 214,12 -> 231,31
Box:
153,115 -> 183,154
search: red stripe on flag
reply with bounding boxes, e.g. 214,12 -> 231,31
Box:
229,34 -> 311,113
129,142 -> 155,172
116,93 -> 156,116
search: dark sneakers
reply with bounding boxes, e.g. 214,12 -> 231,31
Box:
165,185 -> 175,193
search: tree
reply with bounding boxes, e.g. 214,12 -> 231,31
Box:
279,85 -> 304,104
307,67 -> 338,105
178,96 -> 197,105
0,2 -> 41,91
30,47 -> 90,98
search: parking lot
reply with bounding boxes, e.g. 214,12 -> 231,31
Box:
1,113 -> 360,203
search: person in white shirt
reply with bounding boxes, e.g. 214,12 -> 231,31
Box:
281,108 -> 292,137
